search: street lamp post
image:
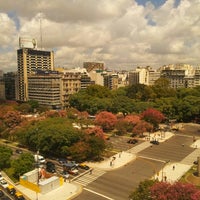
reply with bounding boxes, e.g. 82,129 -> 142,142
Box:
35,128 -> 39,200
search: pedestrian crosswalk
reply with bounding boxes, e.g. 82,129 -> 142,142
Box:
73,168 -> 106,186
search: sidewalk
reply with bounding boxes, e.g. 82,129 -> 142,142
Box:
153,162 -> 191,183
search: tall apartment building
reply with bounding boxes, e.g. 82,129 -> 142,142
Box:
4,72 -> 16,100
16,46 -> 54,102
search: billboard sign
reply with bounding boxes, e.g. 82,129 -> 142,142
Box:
19,37 -> 37,49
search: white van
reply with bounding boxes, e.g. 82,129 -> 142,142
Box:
34,155 -> 46,164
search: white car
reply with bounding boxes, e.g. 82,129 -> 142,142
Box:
0,179 -> 9,189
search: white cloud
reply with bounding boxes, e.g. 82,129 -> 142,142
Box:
0,0 -> 200,72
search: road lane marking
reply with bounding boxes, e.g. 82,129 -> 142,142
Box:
84,188 -> 114,200
138,155 -> 166,163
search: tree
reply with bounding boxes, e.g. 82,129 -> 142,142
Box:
129,179 -> 157,200
0,145 -> 12,169
95,111 -> 117,131
85,126 -> 106,140
150,182 -> 200,200
3,110 -> 22,128
141,108 -> 165,129
132,120 -> 153,136
86,136 -> 106,161
11,153 -> 35,179
152,78 -> 176,98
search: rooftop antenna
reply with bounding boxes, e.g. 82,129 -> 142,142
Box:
40,12 -> 43,50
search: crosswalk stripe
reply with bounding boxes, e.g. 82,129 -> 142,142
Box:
73,169 -> 106,186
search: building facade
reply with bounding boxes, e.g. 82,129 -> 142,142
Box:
28,71 -> 62,109
16,48 -> 54,102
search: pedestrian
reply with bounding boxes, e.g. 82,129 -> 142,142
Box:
110,161 -> 112,166
173,165 -> 175,170
164,176 -> 167,182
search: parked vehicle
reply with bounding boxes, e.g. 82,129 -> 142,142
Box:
0,189 -> 4,197
34,155 -> 46,164
61,171 -> 69,179
150,140 -> 159,145
78,163 -> 90,170
57,158 -> 67,165
15,149 -> 23,154
67,167 -> 79,176
6,184 -> 16,195
62,161 -> 78,169
127,139 -> 138,144
193,160 -> 198,165
46,161 -> 56,173
14,191 -> 25,200
0,179 -> 9,189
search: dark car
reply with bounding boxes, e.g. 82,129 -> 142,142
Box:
193,160 -> 198,165
57,158 -> 67,165
0,189 -> 4,197
127,139 -> 138,144
150,140 -> 159,145
46,161 -> 56,173
15,149 -> 23,154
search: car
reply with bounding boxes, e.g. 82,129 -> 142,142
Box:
14,191 -> 25,200
61,171 -> 70,179
127,139 -> 138,144
15,149 -> 23,154
150,140 -> 159,145
0,179 -> 9,189
6,184 -> 16,195
34,155 -> 46,164
57,158 -> 67,165
193,160 -> 198,165
67,167 -> 79,176
0,189 -> 4,197
46,161 -> 56,173
78,163 -> 90,170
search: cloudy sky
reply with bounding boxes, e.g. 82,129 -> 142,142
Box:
0,0 -> 200,72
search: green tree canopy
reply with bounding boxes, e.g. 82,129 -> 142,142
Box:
0,145 -> 12,169
11,153 -> 35,179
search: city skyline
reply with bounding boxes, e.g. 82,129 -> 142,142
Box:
0,0 -> 200,72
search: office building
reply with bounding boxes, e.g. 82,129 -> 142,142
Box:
16,44 -> 54,102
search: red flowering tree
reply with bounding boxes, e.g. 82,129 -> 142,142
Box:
141,108 -> 165,129
132,120 -> 153,137
95,111 -> 117,131
150,182 -> 200,200
85,126 -> 106,140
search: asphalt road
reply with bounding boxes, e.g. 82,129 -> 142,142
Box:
74,127 -> 199,200
138,134 -> 195,162
74,158 -> 163,200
